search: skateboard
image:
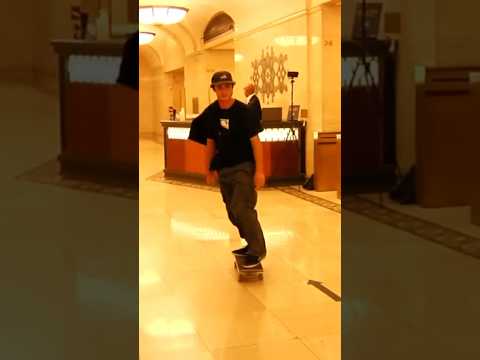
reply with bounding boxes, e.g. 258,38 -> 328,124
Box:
233,254 -> 263,282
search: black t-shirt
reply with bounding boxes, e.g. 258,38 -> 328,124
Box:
188,103 -> 214,146
205,100 -> 262,170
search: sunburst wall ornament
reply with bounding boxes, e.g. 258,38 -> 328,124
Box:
250,47 -> 288,104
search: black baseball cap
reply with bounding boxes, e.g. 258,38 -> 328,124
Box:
210,71 -> 236,88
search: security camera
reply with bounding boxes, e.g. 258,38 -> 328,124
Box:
287,71 -> 299,78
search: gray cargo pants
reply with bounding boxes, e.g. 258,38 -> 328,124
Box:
218,161 -> 267,258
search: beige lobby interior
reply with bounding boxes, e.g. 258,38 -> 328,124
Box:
1,0 -> 480,359
140,0 -> 480,358
139,0 -> 342,359
140,0 -> 341,176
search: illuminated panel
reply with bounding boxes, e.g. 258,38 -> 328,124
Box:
167,127 -> 190,140
166,127 -> 299,142
258,128 -> 299,142
68,55 -> 122,84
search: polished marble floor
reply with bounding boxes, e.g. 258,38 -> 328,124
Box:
359,193 -> 480,239
4,83 -> 479,359
2,83 -> 138,359
139,138 -> 341,359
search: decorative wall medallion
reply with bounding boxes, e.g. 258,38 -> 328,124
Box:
251,47 -> 288,104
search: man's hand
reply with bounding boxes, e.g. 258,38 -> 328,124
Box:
206,170 -> 218,186
254,171 -> 265,190
244,83 -> 256,97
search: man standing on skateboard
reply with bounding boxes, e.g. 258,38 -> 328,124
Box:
188,71 -> 267,268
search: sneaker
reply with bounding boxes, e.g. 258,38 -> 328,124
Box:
242,255 -> 261,269
232,246 -> 249,256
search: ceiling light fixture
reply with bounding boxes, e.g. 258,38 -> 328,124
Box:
139,6 -> 189,25
139,31 -> 156,45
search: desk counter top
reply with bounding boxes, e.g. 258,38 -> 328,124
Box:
161,120 -> 305,128
51,39 -> 126,56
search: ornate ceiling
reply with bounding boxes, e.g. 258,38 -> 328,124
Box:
139,0 -> 338,67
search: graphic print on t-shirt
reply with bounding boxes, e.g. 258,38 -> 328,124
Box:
220,118 -> 230,130
204,100 -> 263,170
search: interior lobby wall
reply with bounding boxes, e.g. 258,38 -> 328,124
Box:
1,1 -> 35,82
234,14 -> 309,119
395,0 -> 480,171
149,70 -> 172,143
306,5 -> 324,177
395,0 -> 436,171
140,50 -> 157,137
377,0 -> 479,173
321,3 -> 341,133
166,68 -> 185,112
142,0 -> 339,164
1,0 -> 75,86
159,36 -> 185,73
204,49 -> 235,104
32,0 -> 73,92
435,0 -> 480,66
141,32 -> 186,140
183,49 -> 234,115
342,0 -> 435,172
234,5 -> 334,176
140,44 -> 168,142
342,0 -> 402,40
184,52 -> 211,116
336,0 -> 480,173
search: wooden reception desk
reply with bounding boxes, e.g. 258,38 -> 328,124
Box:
416,66 -> 480,226
161,120 -> 306,186
51,39 -> 138,181
416,67 -> 480,209
314,132 -> 341,192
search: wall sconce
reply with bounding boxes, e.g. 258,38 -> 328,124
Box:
234,53 -> 244,63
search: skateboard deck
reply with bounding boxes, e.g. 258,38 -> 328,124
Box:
233,255 -> 263,282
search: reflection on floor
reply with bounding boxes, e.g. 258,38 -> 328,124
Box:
342,207 -> 480,359
3,83 -> 138,359
17,158 -> 137,199
359,193 -> 480,239
140,138 -> 341,360
6,83 -> 479,359
344,195 -> 480,259
147,173 -> 341,213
